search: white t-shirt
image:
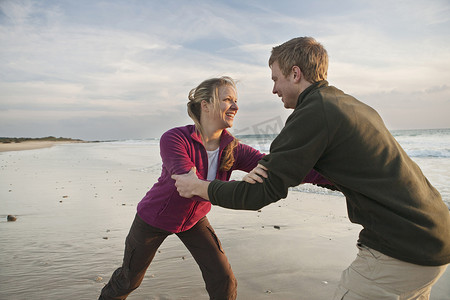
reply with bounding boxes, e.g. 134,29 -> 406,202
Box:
206,148 -> 220,181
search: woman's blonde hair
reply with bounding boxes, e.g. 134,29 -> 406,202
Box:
187,76 -> 239,172
268,37 -> 328,82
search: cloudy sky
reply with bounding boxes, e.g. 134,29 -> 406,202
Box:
1,0 -> 449,141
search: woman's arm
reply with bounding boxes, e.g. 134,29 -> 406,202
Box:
160,129 -> 197,176
161,128 -> 209,202
233,142 -> 265,172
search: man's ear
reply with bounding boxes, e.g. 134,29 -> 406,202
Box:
292,66 -> 302,83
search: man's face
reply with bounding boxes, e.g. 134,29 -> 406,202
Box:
271,61 -> 298,109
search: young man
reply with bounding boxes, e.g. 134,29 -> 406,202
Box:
172,37 -> 450,299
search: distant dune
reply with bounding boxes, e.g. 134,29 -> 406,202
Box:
0,137 -> 85,152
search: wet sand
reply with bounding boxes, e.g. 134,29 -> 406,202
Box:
0,142 -> 449,299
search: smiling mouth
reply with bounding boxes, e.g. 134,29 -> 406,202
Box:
225,112 -> 236,118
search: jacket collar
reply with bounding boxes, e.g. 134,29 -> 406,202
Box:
296,80 -> 328,108
189,125 -> 234,151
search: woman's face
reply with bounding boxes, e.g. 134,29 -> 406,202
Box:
215,84 -> 238,129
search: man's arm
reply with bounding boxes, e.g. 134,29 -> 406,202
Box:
171,165 -> 276,210
172,164 -> 269,199
208,177 -> 283,210
172,166 -> 281,210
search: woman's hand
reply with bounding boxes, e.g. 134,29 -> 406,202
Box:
243,164 -> 268,184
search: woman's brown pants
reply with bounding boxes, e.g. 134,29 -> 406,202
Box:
99,214 -> 237,300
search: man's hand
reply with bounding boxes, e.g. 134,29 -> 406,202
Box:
243,164 -> 268,184
171,167 -> 210,200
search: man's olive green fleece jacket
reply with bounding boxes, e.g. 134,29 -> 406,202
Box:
208,80 -> 450,266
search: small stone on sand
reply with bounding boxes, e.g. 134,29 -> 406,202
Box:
7,215 -> 17,221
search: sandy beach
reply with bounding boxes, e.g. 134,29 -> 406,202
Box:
0,140 -> 83,152
0,142 -> 449,300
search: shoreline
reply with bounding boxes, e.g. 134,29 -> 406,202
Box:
0,140 -> 85,152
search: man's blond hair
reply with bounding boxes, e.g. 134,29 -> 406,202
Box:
269,37 -> 328,82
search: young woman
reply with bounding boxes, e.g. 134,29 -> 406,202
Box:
99,76 -> 331,300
